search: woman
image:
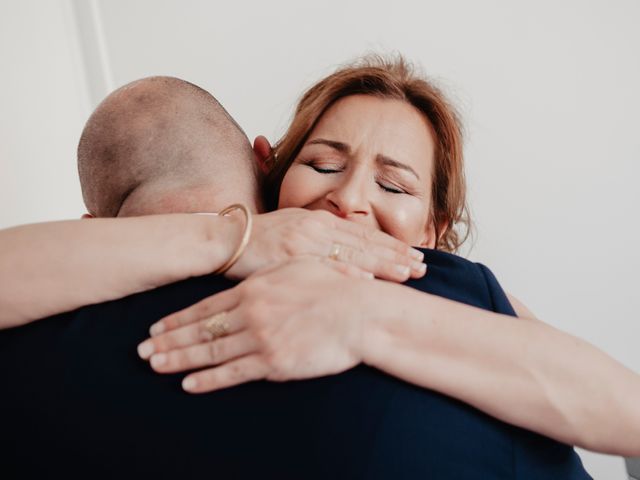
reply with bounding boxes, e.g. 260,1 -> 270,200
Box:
133,57 -> 640,456
2,56 -> 639,456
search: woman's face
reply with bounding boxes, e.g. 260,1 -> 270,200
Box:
278,94 -> 438,247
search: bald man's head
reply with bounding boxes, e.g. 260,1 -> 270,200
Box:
78,76 -> 261,217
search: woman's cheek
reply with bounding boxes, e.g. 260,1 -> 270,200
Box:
377,202 -> 428,246
278,168 -> 309,209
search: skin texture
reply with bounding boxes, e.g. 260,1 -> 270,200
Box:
279,95 -> 438,247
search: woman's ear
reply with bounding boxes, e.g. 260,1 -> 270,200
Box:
253,135 -> 272,174
418,218 -> 449,248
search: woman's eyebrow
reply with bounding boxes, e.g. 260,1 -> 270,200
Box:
306,138 -> 350,153
305,137 -> 420,180
376,155 -> 420,180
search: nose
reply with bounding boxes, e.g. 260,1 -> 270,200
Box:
325,172 -> 371,219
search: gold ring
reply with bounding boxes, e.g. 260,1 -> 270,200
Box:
203,312 -> 230,340
328,243 -> 341,261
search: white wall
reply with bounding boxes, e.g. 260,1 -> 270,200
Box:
2,1 -> 638,478
0,0 -> 89,226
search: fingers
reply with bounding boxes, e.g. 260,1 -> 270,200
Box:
332,215 -> 423,260
138,309 -> 245,359
148,287 -> 241,336
181,354 -> 269,394
316,215 -> 425,281
324,234 -> 426,282
321,258 -> 374,280
148,330 -> 257,374
252,209 -> 425,282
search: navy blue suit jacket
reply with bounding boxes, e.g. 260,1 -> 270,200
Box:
0,249 -> 591,479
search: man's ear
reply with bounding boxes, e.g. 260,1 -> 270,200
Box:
81,213 -> 94,219
253,135 -> 272,175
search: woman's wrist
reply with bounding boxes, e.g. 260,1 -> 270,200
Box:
212,204 -> 253,276
359,280 -> 426,369
199,213 -> 245,277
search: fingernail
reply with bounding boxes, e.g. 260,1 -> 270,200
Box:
137,341 -> 155,359
150,353 -> 167,368
412,262 -> 427,275
411,249 -> 424,261
149,322 -> 164,336
395,265 -> 411,277
183,377 -> 197,392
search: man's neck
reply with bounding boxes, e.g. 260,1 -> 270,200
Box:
116,183 -> 262,217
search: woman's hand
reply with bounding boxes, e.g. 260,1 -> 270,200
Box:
137,258 -> 375,393
224,208 -> 426,282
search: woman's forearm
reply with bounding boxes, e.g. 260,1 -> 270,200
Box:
362,281 -> 640,456
0,214 -> 239,328
0,209 -> 425,330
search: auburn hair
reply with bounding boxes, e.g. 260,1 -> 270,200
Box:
265,54 -> 470,252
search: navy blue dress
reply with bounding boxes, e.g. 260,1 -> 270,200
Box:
0,249 -> 591,479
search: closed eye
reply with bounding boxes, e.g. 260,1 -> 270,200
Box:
308,164 -> 342,174
306,161 -> 406,193
377,182 -> 405,194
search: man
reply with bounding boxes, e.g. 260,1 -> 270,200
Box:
0,77 -> 591,479
0,76 -> 421,328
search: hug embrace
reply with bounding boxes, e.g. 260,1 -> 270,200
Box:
1,54 -> 638,479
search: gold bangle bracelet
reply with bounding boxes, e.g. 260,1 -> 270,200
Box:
212,203 -> 252,275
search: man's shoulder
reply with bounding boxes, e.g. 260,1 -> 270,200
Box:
405,248 -> 510,313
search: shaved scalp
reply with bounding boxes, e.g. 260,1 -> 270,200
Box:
77,76 -> 258,217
